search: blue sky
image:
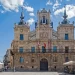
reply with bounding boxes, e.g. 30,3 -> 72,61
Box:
0,0 -> 75,61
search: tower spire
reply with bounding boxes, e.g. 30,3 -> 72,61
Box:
63,6 -> 67,20
61,5 -> 69,24
19,6 -> 25,25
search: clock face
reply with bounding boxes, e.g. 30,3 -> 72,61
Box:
40,32 -> 48,38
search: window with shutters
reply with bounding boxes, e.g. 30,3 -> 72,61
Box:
20,34 -> 24,40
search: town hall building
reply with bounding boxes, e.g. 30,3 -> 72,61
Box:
9,8 -> 75,71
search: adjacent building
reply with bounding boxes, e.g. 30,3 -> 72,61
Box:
3,49 -> 13,68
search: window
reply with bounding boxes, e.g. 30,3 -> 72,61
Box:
65,57 -> 69,62
65,34 -> 69,40
31,47 -> 35,53
20,66 -> 23,68
20,34 -> 24,40
53,46 -> 57,52
40,20 -> 42,24
19,57 -> 24,63
32,66 -> 34,68
43,16 -> 45,23
65,46 -> 69,53
31,59 -> 34,62
19,47 -> 23,53
46,19 -> 48,24
42,46 -> 46,53
54,66 -> 56,71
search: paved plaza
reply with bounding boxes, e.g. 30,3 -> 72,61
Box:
0,72 -> 73,75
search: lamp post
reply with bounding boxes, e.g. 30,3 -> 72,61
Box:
13,55 -> 15,72
10,50 -> 15,72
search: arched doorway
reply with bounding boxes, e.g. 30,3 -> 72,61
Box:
40,58 -> 48,71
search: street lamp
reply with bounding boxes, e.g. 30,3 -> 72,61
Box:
10,50 -> 15,72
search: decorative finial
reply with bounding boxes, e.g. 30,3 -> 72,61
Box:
61,5 -> 69,24
19,6 -> 25,25
63,5 -> 68,20
59,22 -> 60,24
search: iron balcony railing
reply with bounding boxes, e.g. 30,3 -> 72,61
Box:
10,49 -> 75,54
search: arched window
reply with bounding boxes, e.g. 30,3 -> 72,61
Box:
19,57 -> 24,63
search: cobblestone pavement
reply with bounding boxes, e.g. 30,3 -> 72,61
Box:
0,72 -> 73,75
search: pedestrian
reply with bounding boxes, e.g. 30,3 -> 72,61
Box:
14,66 -> 15,72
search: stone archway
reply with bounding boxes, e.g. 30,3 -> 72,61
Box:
40,58 -> 48,71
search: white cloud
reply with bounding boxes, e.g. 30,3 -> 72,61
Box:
23,6 -> 34,12
54,5 -> 75,19
0,0 -> 24,12
29,13 -> 35,16
54,7 -> 64,15
46,0 -> 52,6
27,18 -> 35,25
53,0 -> 61,11
0,10 -> 5,13
0,0 -> 34,13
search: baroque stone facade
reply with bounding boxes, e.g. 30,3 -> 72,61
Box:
10,8 -> 75,71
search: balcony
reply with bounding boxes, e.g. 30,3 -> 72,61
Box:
10,49 -> 75,54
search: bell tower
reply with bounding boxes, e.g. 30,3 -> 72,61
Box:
36,8 -> 52,40
37,8 -> 51,26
